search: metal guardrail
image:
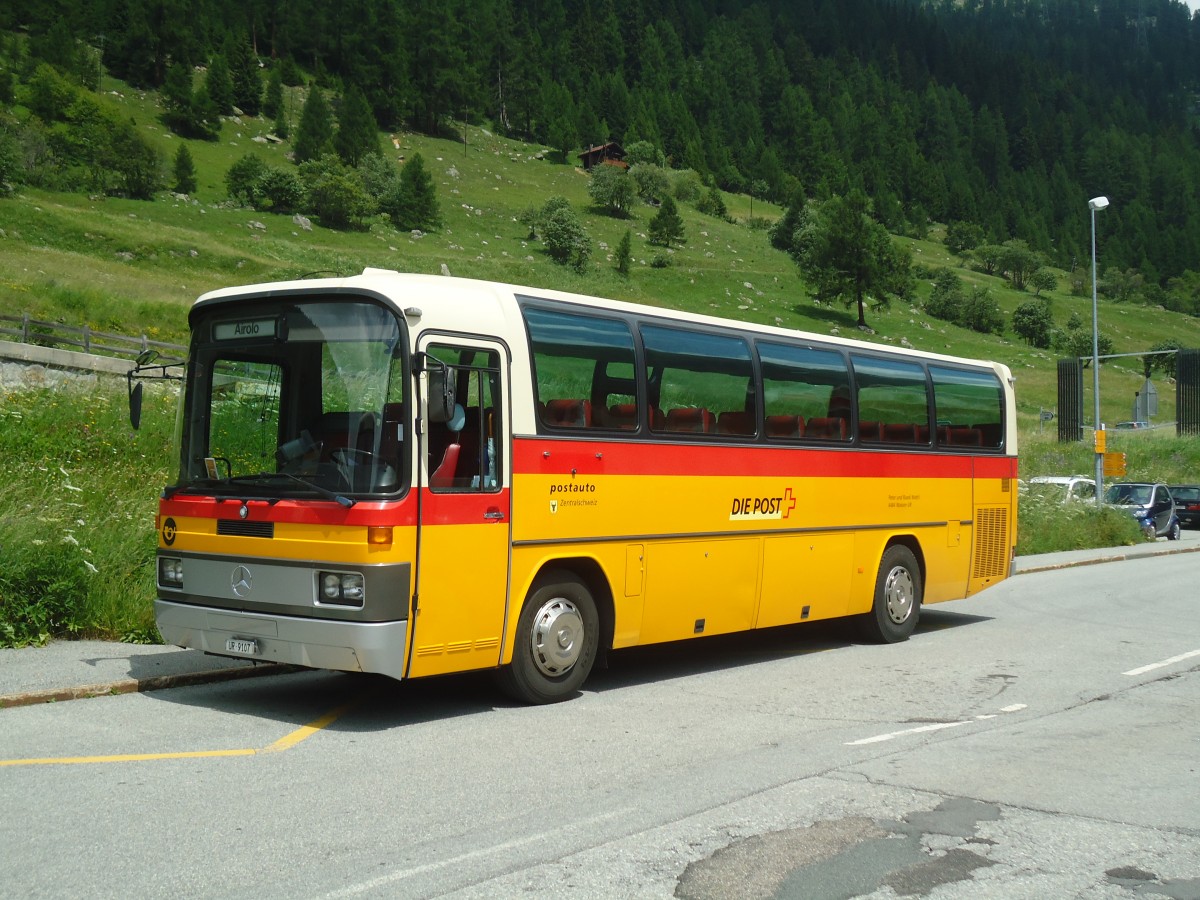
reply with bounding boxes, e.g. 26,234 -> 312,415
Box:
0,313 -> 186,362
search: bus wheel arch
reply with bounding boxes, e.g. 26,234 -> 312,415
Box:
858,538 -> 924,644
495,562 -> 610,704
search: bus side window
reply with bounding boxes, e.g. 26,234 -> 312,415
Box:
852,355 -> 929,445
522,305 -> 636,434
425,347 -> 503,491
641,324 -> 752,437
760,342 -> 850,442
930,365 -> 1004,451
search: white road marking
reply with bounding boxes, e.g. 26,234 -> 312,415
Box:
847,721 -> 967,745
1123,648 -> 1200,677
322,808 -> 632,897
847,703 -> 1028,746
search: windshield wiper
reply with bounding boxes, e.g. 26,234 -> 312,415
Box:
226,472 -> 356,508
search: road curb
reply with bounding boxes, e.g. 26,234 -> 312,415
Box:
1014,542 -> 1200,575
0,661 -> 295,710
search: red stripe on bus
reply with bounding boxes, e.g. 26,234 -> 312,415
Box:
514,437 -> 1014,480
159,495 -> 419,527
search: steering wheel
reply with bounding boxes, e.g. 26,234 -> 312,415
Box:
330,447 -> 375,468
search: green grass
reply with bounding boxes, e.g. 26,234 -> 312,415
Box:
0,381 -> 175,646
3,72 -> 1200,644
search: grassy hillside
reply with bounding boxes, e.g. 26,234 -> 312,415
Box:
3,75 -> 1200,646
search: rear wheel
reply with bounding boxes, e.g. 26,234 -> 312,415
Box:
858,545 -> 922,643
1168,520 -> 1181,541
496,572 -> 598,704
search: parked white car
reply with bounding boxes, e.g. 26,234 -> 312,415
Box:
1027,475 -> 1097,503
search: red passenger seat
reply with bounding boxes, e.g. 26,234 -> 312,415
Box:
605,403 -> 638,430
947,427 -> 982,446
883,423 -> 917,443
544,399 -> 592,428
665,408 -> 714,433
716,411 -> 755,435
805,417 -> 847,440
766,415 -> 803,438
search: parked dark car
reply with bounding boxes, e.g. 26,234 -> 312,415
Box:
1169,484 -> 1200,529
1104,482 -> 1181,540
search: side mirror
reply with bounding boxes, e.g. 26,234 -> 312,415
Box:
427,364 -> 457,424
128,381 -> 144,430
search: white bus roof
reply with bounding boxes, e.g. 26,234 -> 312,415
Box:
193,268 -> 1012,377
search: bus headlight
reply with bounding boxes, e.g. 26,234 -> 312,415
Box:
318,571 -> 365,607
159,557 -> 184,589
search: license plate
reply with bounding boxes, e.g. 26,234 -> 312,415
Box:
226,637 -> 259,656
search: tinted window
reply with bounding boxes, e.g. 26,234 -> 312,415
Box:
426,345 -> 502,492
852,356 -> 930,445
759,342 -> 851,441
642,325 -> 753,435
930,365 -> 1004,449
523,306 -> 636,431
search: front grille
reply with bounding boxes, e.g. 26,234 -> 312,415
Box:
973,506 -> 1009,579
217,519 -> 275,538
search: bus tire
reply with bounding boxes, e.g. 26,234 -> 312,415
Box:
496,572 -> 598,704
858,544 -> 922,643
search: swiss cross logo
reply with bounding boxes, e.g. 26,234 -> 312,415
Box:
729,487 -> 796,521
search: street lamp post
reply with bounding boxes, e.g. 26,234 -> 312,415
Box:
1089,195 -> 1109,507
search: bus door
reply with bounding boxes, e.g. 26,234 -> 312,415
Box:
407,338 -> 511,679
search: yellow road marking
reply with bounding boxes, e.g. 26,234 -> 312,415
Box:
262,703 -> 356,753
0,703 -> 357,767
0,749 -> 256,766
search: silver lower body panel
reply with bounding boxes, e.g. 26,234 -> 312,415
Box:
155,599 -> 409,681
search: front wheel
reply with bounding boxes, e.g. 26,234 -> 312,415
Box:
858,545 -> 922,643
496,572 -> 599,704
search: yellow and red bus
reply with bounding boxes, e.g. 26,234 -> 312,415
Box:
137,269 -> 1017,703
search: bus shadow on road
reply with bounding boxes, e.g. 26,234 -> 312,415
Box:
585,609 -> 991,695
145,610 -> 992,732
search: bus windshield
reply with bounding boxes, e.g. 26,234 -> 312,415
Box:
176,297 -> 409,498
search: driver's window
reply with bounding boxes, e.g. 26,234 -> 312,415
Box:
427,345 -> 502,492
208,358 -> 283,476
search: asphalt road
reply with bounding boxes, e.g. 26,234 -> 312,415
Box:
2,552 -> 1199,899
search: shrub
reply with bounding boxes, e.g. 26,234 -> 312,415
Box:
257,167 -> 305,213
225,153 -> 268,206
541,204 -> 591,271
695,184 -> 728,219
629,163 -> 670,202
587,163 -> 636,217
672,169 -> 704,203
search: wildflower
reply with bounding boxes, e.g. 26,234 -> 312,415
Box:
84,561 -> 99,574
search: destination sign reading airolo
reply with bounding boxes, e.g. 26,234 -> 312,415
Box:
213,318 -> 277,340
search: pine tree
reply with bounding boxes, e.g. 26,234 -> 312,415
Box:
263,67 -> 283,120
648,196 -> 685,248
334,85 -> 381,167
615,229 -> 632,276
205,54 -> 234,116
293,87 -> 334,164
226,34 -> 261,116
172,144 -> 197,194
382,152 -> 440,231
280,56 -> 302,87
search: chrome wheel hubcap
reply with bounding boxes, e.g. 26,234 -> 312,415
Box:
883,566 -> 915,625
530,597 -> 583,677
